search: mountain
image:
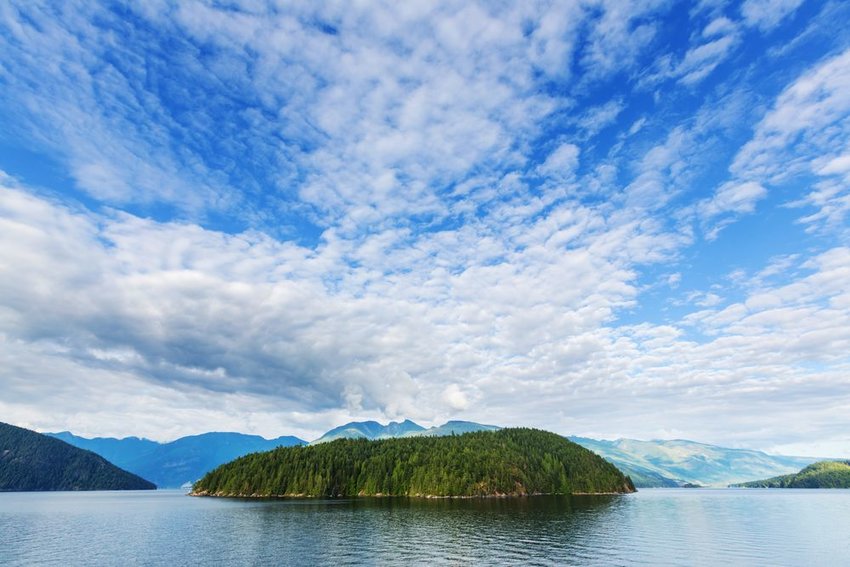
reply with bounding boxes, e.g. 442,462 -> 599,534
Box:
569,437 -> 817,488
311,419 -> 425,444
48,431 -> 306,488
192,428 -> 635,498
46,419 -> 820,489
1,422 -> 155,491
733,461 -> 850,488
411,420 -> 501,437
49,432 -> 161,466
311,419 -> 498,444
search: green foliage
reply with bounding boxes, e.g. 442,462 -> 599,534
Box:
734,460 -> 850,488
0,422 -> 155,491
192,428 -> 635,497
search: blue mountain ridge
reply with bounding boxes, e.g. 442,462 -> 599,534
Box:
49,420 -> 822,489
48,431 -> 305,488
310,419 -> 499,444
312,419 -> 425,443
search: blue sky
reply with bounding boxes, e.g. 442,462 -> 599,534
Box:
1,0 -> 849,454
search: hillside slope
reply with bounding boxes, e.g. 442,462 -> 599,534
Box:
1,422 -> 155,491
733,461 -> 850,488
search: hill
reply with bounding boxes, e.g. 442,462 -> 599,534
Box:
0,422 -> 155,491
48,431 -> 306,488
192,428 -> 635,498
733,461 -> 850,488
569,437 -> 816,488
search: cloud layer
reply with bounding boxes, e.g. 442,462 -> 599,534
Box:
1,1 -> 849,453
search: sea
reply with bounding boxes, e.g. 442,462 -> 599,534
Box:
1,488 -> 848,566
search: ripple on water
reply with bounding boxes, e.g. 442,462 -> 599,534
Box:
1,490 -> 849,566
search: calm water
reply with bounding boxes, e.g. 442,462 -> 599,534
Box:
1,489 -> 849,566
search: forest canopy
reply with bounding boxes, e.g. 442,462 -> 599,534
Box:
192,428 -> 635,498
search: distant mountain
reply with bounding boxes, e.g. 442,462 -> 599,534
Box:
569,437 -> 817,488
310,419 -> 499,444
411,420 -> 501,437
49,432 -> 160,467
46,418 -> 823,489
733,461 -> 850,488
312,419 -> 425,444
48,431 -> 306,488
1,422 -> 155,491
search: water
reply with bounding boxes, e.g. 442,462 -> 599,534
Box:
1,489 -> 848,566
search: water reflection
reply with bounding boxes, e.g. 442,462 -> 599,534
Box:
2,490 -> 849,566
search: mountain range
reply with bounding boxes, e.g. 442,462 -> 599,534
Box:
48,431 -> 305,488
47,419 -> 821,489
568,437 -> 817,487
310,419 -> 500,444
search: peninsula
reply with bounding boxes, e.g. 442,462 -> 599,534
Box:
192,428 -> 635,498
733,460 -> 850,488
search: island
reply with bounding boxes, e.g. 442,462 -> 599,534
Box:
0,422 -> 156,491
191,428 -> 636,497
732,460 -> 850,488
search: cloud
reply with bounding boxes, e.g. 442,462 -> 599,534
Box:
5,171 -> 849,452
2,2 -> 850,455
640,15 -> 740,87
442,384 -> 471,411
576,99 -> 626,137
732,48 -> 850,231
538,143 -> 580,180
580,0 -> 670,80
697,180 -> 767,239
675,31 -> 739,85
0,175 -> 651,435
741,0 -> 804,31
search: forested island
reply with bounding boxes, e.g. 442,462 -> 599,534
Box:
0,422 -> 155,491
192,428 -> 635,498
733,460 -> 850,488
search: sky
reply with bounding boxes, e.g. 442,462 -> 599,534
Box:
1,0 -> 849,455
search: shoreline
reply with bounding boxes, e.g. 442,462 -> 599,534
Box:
190,490 -> 634,499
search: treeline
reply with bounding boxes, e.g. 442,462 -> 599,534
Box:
0,422 -> 155,491
734,460 -> 850,488
192,428 -> 635,497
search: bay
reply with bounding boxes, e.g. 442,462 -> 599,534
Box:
1,489 -> 848,566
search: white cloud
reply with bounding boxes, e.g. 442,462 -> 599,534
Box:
580,0 -> 670,80
442,384 -> 471,411
703,16 -> 737,37
741,0 -> 804,31
675,32 -> 739,85
577,99 -> 626,136
2,2 -> 849,455
538,143 -> 580,180
732,48 -> 850,231
817,153 -> 850,176
5,175 -> 848,450
698,180 -> 767,239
